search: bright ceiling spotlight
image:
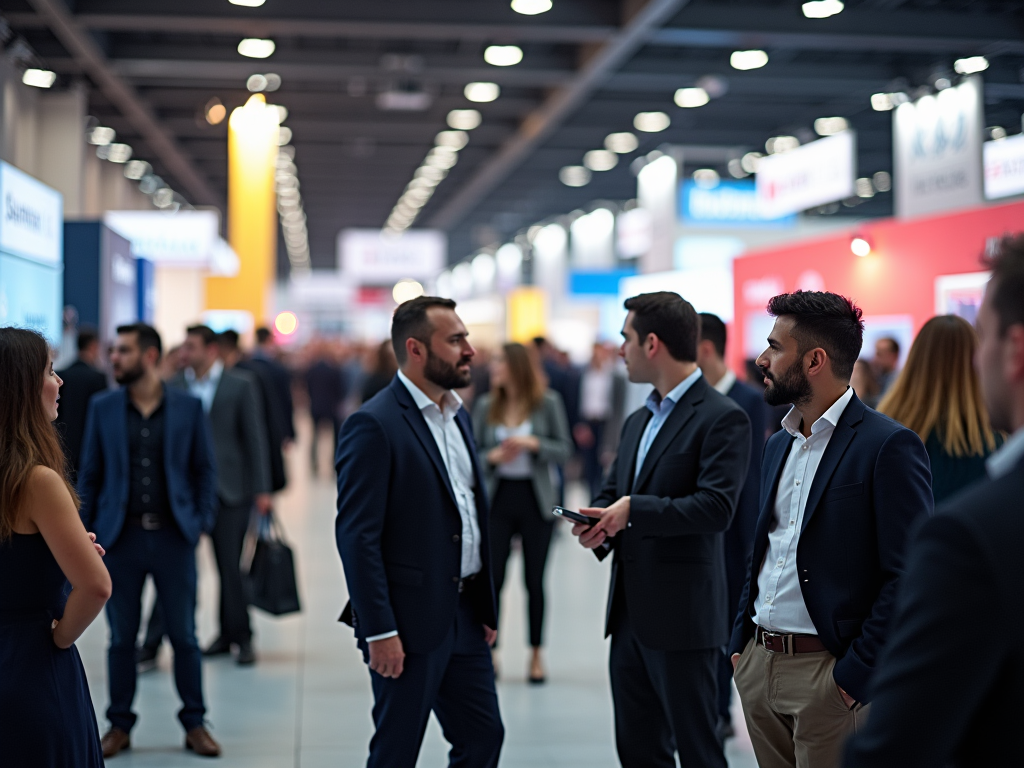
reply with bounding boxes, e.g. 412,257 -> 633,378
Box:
152,188 -> 175,208
393,279 -> 425,304
105,144 -> 133,163
246,74 -> 268,92
740,152 -> 763,173
22,68 -> 56,88
727,158 -> 748,178
605,132 -> 639,153
954,56 -> 989,75
447,109 -> 482,130
511,0 -> 552,14
435,130 -> 469,149
850,236 -> 872,257
730,49 -> 769,70
802,0 -> 844,18
559,165 -> 591,187
238,38 -> 275,59
855,178 -> 875,198
464,82 -> 500,103
692,168 -> 720,188
583,149 -> 618,171
484,45 -> 523,67
88,126 -> 116,146
425,147 -> 459,169
205,98 -> 227,125
674,87 -> 710,108
814,116 -> 849,136
123,160 -> 151,180
274,311 -> 298,336
870,92 -> 894,111
277,127 -> 293,145
633,111 -> 670,132
766,135 -> 799,154
873,171 -> 892,192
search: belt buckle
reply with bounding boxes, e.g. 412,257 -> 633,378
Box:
140,512 -> 161,531
760,629 -> 786,654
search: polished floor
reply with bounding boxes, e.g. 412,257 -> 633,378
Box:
77,416 -> 759,767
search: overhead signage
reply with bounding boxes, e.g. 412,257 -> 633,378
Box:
104,210 -> 219,267
338,228 -> 446,282
681,180 -> 795,228
0,252 -> 62,343
894,76 -> 984,218
756,131 -> 856,218
0,162 -> 63,266
983,134 -> 1024,200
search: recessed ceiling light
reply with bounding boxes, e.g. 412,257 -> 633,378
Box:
511,0 -> 552,14
765,135 -> 799,154
674,87 -> 710,108
559,165 -> 591,187
484,45 -> 523,67
583,149 -> 618,171
954,56 -> 988,75
814,116 -> 849,136
730,50 -> 768,70
801,0 -> 843,18
238,38 -> 275,59
464,82 -> 500,103
435,130 -> 469,150
604,132 -> 639,153
447,109 -> 482,130
247,74 -> 268,92
692,168 -> 720,188
22,68 -> 56,88
229,0 -> 266,5
88,126 -> 116,146
633,112 -> 670,132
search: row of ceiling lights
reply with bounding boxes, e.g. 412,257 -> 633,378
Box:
276,145 -> 310,274
384,127 -> 472,234
85,124 -> 189,210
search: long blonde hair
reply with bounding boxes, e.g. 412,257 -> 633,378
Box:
877,315 -> 997,457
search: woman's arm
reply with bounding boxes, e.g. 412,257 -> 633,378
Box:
532,392 -> 574,464
24,467 -> 111,649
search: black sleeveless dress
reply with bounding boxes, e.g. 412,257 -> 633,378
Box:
0,533 -> 103,767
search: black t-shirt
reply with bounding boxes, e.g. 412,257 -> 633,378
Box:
126,395 -> 172,520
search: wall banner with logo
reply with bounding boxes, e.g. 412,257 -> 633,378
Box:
983,133 -> 1024,201
0,161 -> 63,266
755,131 -> 856,219
338,228 -> 446,283
682,180 -> 795,227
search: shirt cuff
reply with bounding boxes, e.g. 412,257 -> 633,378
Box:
365,630 -> 398,643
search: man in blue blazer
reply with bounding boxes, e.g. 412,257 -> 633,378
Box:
335,297 -> 503,768
78,323 -> 220,758
727,292 -> 932,768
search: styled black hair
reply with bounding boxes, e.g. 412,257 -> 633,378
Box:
76,326 -> 99,352
217,329 -> 240,351
983,233 -> 1024,335
116,323 -> 163,359
766,291 -> 864,381
623,291 -> 699,363
391,296 -> 457,365
698,313 -> 727,359
186,324 -> 217,347
876,336 -> 900,356
255,327 -> 272,345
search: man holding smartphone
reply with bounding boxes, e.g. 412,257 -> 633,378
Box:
569,292 -> 751,768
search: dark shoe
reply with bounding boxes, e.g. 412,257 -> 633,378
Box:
185,726 -> 222,757
716,716 -> 735,742
236,640 -> 256,666
203,637 -> 232,657
136,644 -> 159,673
101,727 -> 131,758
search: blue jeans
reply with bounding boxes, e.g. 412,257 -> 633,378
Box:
104,524 -> 206,733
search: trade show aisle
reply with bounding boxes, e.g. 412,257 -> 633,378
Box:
76,417 -> 757,767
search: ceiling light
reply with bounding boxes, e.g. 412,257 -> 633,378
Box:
106,143 -> 133,163
559,165 -> 591,187
229,0 -> 266,6
88,126 -> 116,146
692,168 -> 720,188
464,82 -> 500,103
766,135 -> 799,154
870,93 -> 894,111
435,130 -> 469,149
277,127 -> 292,145
278,145 -> 295,161
206,100 -> 227,125
511,0 -> 552,14
484,45 -> 523,67
855,178 -> 875,198
238,38 -> 275,59
730,50 -> 768,71
872,171 -> 892,192
814,116 -> 849,136
634,111 -> 670,132
447,109 -> 482,130
124,160 -> 151,180
605,132 -> 639,153
740,152 -> 763,173
139,174 -> 163,195
674,87 -> 710,108
22,68 -> 56,89
247,74 -> 268,92
934,77 -> 952,90
393,279 -> 425,304
264,73 -> 281,91
583,149 -> 618,171
989,126 -> 1008,140
415,165 -> 446,182
850,236 -> 871,257
954,56 -> 988,75
425,147 -> 459,169
801,0 -> 843,18
727,158 -> 748,178
153,188 -> 175,208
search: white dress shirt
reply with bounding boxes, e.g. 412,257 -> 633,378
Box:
987,426 -> 1024,479
752,387 -> 855,634
634,368 -> 702,481
711,369 -> 737,397
580,364 -> 614,421
184,359 -> 223,414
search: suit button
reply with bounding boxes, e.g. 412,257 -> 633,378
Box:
452,535 -> 460,543
452,576 -> 459,583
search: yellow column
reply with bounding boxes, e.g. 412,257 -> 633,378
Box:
205,94 -> 279,326
506,287 -> 547,342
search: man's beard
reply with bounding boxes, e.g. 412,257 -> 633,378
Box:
424,347 -> 472,390
114,362 -> 145,386
763,358 -> 812,407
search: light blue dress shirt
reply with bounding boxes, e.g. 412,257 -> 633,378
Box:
184,359 -> 223,414
634,368 -> 703,482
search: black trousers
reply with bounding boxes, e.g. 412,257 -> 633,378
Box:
211,500 -> 253,644
311,415 -> 342,471
609,593 -> 726,768
489,479 -> 554,648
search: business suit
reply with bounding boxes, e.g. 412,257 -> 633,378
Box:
55,358 -> 107,478
236,358 -> 289,492
594,374 -> 751,768
335,376 -> 503,767
844,448 -> 1024,768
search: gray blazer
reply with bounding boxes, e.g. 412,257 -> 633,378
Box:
473,390 -> 574,521
171,368 -> 272,506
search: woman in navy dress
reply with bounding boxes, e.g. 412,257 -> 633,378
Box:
0,328 -> 111,768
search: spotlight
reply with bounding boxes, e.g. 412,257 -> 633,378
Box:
22,69 -> 56,89
238,38 -> 275,59
850,236 -> 871,257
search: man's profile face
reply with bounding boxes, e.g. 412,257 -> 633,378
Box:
619,312 -> 651,384
757,316 -> 812,407
874,339 -> 898,373
421,307 -> 475,390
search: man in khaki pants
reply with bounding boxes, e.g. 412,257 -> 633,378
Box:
727,291 -> 933,767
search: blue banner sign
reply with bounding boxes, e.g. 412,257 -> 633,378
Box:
680,180 -> 795,228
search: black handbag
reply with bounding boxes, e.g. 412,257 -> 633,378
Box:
243,511 -> 301,616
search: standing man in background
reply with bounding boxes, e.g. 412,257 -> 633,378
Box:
55,327 -> 108,481
696,312 -> 767,739
873,337 -> 900,395
175,325 -> 272,666
575,342 -> 627,499
251,326 -> 296,447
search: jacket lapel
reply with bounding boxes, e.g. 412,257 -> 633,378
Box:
114,390 -> 129,493
392,379 -> 458,506
800,393 -> 865,532
632,380 -> 704,493
620,409 -> 651,494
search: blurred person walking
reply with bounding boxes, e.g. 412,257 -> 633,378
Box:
569,292 -> 751,768
873,337 -> 900,395
727,292 -> 932,768
473,342 -> 573,683
335,296 -> 503,768
361,339 -> 398,403
251,326 -> 296,445
877,315 -> 1002,504
54,327 -> 108,480
78,324 -> 220,757
0,328 -> 111,768
843,237 -> 1024,767
306,342 -> 346,475
175,325 -> 271,666
575,342 -> 626,499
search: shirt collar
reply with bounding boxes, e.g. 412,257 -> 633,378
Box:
987,426 -> 1024,479
397,369 -> 463,419
646,367 -> 702,415
782,386 -> 854,439
185,359 -> 224,386
712,369 -> 737,396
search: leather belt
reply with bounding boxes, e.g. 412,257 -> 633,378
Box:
124,512 -> 168,531
756,626 -> 828,655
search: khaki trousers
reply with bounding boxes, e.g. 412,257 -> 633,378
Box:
733,637 -> 869,768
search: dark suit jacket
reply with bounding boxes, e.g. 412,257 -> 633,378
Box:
77,387 -> 218,548
728,393 -> 933,703
723,379 -> 767,598
594,375 -> 751,652
843,454 -> 1023,768
55,359 -> 108,475
248,352 -> 295,440
236,359 -> 288,492
335,376 -> 498,655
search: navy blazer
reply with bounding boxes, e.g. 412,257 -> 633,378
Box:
723,379 -> 767,585
77,387 -> 219,548
335,376 -> 497,655
728,393 -> 933,703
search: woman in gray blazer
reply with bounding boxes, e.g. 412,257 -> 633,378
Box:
473,342 -> 573,684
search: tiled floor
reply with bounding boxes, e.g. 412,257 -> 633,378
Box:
77,418 -> 758,767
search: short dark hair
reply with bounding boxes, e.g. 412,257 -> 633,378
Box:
116,323 -> 163,359
76,326 -> 99,352
255,327 -> 272,345
623,292 -> 699,362
877,336 -> 900,356
983,233 -> 1024,335
698,313 -> 727,359
217,329 -> 240,351
186,324 -> 217,347
391,296 -> 457,365
767,291 -> 864,381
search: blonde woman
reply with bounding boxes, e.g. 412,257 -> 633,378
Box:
878,314 -> 1003,503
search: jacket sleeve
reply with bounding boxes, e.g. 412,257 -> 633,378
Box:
535,391 -> 574,465
833,427 -> 934,701
589,425 -> 627,563
335,410 -> 397,639
238,376 -> 273,496
191,400 -> 219,534
76,398 -> 103,529
472,395 -> 494,467
629,406 -> 751,537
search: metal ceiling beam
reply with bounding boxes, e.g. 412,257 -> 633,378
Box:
21,0 -> 221,207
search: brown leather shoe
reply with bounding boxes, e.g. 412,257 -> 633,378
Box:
101,727 -> 131,758
185,726 -> 222,757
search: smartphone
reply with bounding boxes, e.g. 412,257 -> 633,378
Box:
552,506 -> 601,527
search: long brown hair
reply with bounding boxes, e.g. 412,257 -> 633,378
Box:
877,315 -> 997,457
0,328 -> 79,540
488,342 -> 545,425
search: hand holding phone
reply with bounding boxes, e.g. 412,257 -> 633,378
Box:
552,506 -> 600,527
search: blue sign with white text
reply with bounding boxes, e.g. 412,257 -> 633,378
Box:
680,180 -> 795,228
